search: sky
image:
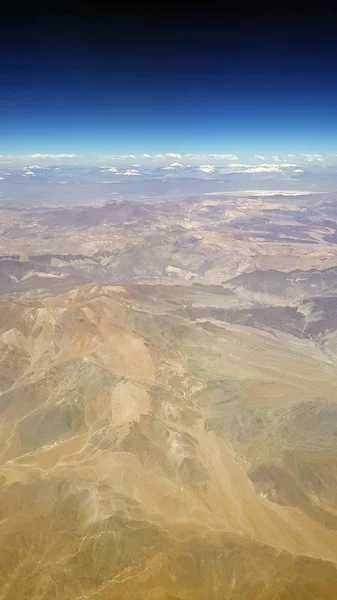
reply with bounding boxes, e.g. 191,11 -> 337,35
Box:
1,5 -> 337,159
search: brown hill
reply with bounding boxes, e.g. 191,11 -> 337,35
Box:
0,283 -> 337,599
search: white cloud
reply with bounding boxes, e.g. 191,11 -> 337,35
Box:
272,155 -> 282,162
229,163 -> 250,168
98,165 -> 119,172
198,164 -> 216,173
294,169 -> 304,172
161,162 -> 185,170
288,154 -> 296,158
0,177 -> 4,180
141,153 -> 151,158
161,163 -> 185,170
227,162 -> 296,173
254,154 -> 265,160
122,169 -> 140,176
24,164 -> 42,170
166,153 -> 182,159
229,162 -> 296,170
233,166 -> 282,173
22,171 -> 35,176
302,154 -> 324,162
227,161 -> 298,173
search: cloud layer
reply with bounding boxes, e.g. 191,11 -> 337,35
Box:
0,152 -> 335,175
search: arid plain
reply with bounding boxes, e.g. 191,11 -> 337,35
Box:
1,190 -> 337,598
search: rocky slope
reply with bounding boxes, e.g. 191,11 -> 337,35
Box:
0,282 -> 337,599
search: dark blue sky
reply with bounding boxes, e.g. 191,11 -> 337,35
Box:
1,6 -> 337,155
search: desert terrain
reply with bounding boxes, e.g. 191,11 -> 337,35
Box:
1,189 -> 337,598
